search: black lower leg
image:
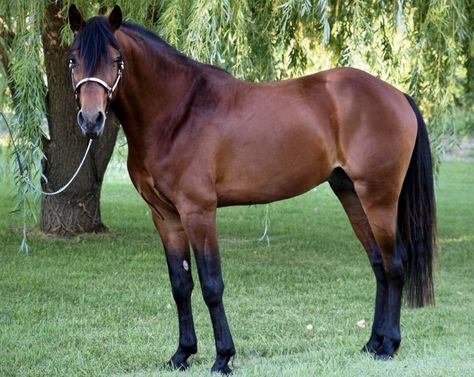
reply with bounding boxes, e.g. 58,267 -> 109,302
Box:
208,303 -> 235,374
195,251 -> 235,374
166,252 -> 197,370
363,248 -> 387,353
374,254 -> 404,360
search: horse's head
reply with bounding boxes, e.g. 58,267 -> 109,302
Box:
68,5 -> 124,139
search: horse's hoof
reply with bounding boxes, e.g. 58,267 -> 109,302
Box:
166,359 -> 189,371
210,351 -> 234,375
361,344 -> 376,354
374,353 -> 393,361
361,335 -> 383,354
211,364 -> 232,375
372,336 -> 399,360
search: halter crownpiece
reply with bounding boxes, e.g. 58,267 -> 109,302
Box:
70,58 -> 125,112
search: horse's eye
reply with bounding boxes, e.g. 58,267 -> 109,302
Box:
113,57 -> 124,71
69,58 -> 77,69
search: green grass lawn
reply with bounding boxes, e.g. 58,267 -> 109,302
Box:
0,161 -> 472,377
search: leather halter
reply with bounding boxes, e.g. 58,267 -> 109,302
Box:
70,58 -> 125,113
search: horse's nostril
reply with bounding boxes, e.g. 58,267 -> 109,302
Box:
95,111 -> 105,126
77,110 -> 85,126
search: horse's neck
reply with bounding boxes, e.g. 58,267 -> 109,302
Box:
113,30 -> 197,150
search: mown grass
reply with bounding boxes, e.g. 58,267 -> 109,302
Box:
0,161 -> 472,377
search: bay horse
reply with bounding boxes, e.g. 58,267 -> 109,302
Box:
67,5 -> 436,374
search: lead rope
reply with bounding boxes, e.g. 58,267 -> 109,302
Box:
1,112 -> 92,196
30,139 -> 93,196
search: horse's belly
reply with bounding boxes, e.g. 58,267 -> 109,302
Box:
217,177 -> 322,206
216,145 -> 333,206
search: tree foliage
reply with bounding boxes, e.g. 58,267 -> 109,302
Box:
3,0 -> 472,140
0,0 -> 472,244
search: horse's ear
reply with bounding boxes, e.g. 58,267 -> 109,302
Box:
108,5 -> 122,31
68,4 -> 84,32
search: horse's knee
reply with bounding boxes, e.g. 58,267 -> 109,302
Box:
171,274 -> 194,301
201,278 -> 224,307
167,257 -> 194,301
193,250 -> 225,307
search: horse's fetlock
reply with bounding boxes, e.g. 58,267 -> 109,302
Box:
224,347 -> 236,358
179,342 -> 197,355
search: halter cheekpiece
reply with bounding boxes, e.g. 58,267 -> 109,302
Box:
69,58 -> 125,113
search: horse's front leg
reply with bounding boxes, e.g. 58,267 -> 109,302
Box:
180,204 -> 236,375
152,213 -> 197,370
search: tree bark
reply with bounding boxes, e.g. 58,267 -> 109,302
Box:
40,2 -> 119,236
0,14 -> 17,102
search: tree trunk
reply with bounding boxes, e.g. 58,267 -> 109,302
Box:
40,2 -> 119,236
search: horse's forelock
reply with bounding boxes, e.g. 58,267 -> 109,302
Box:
71,16 -> 121,76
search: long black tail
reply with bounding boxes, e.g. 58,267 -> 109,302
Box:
398,94 -> 437,307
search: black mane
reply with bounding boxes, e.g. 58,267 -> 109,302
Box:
70,16 -> 229,76
121,22 -> 229,75
121,22 -> 191,63
70,16 -> 121,76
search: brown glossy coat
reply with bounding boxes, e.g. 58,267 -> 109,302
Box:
68,5 -> 436,374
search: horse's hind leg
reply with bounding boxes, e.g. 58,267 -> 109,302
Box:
352,178 -> 405,359
328,168 -> 388,355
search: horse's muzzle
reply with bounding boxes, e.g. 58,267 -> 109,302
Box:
77,109 -> 106,139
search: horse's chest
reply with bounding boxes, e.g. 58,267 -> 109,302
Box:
128,165 -> 175,220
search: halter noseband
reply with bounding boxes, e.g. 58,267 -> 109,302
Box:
70,58 -> 124,113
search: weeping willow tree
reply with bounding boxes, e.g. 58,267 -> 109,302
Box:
0,0 -> 472,246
